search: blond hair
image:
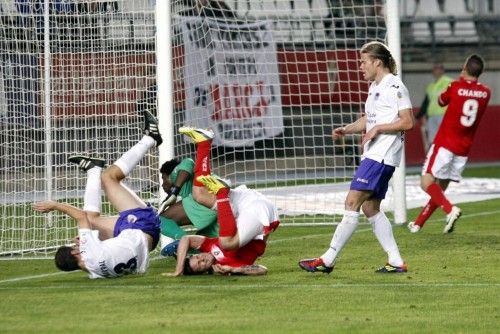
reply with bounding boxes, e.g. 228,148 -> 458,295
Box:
360,41 -> 397,75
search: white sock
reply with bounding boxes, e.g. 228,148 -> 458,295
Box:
114,136 -> 155,176
83,167 -> 102,213
369,211 -> 404,267
320,210 -> 359,267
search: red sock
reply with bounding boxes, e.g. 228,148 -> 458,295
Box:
415,200 -> 438,227
216,189 -> 236,237
193,141 -> 211,187
426,183 -> 453,214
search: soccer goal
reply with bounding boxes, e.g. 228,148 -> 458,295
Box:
0,0 -> 405,258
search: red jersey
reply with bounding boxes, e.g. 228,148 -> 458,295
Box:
434,76 -> 491,156
199,238 -> 266,267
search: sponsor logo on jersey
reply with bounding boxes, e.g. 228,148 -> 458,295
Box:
127,214 -> 138,224
356,178 -> 369,184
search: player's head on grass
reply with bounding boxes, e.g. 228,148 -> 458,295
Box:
360,41 -> 397,77
54,246 -> 80,272
463,54 -> 485,78
183,253 -> 215,275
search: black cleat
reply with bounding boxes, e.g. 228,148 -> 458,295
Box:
68,156 -> 105,172
143,110 -> 163,147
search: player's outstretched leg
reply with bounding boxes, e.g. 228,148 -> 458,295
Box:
179,127 -> 214,144
68,156 -> 106,172
298,258 -> 334,274
143,110 -> 163,147
443,206 -> 461,233
196,175 -> 231,195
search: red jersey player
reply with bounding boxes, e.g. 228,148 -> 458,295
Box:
162,127 -> 280,276
408,54 -> 491,234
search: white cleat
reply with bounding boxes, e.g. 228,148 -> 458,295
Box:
443,206 -> 462,234
407,222 -> 421,233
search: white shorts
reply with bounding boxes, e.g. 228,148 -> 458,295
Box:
422,144 -> 468,182
236,197 -> 278,247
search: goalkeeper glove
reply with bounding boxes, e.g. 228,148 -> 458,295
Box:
158,186 -> 180,214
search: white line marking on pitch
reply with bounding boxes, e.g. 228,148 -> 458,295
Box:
0,283 -> 499,290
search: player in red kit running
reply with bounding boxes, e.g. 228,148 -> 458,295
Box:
408,54 -> 491,234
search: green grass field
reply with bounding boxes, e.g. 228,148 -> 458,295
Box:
1,168 -> 499,333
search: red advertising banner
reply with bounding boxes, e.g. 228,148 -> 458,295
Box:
43,53 -> 155,118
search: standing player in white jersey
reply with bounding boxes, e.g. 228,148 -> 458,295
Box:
408,54 -> 491,234
299,41 -> 415,274
32,111 -> 162,279
163,127 -> 280,276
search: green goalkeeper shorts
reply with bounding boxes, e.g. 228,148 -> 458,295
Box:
182,194 -> 218,237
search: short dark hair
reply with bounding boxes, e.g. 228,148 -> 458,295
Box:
464,54 -> 485,78
183,256 -> 213,275
160,159 -> 180,175
54,246 -> 80,272
183,257 -> 199,275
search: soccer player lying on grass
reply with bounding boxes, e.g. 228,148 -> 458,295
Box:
32,111 -> 162,279
162,127 -> 280,276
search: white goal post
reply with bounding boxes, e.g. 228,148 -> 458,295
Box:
0,0 -> 405,258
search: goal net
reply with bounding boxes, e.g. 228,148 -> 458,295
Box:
0,0 -> 393,258
169,1 -> 387,218
0,0 -> 157,257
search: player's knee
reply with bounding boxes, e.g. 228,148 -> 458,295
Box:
101,166 -> 123,187
219,237 -> 239,251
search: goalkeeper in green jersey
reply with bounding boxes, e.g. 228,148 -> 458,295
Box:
158,156 -> 219,256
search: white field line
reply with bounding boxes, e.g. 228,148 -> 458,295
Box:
1,209 -> 499,285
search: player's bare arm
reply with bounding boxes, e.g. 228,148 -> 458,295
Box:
33,201 -> 91,230
362,108 -> 414,145
332,115 -> 367,141
212,264 -> 268,276
163,235 -> 205,277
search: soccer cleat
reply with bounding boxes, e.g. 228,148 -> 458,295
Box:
68,156 -> 105,172
160,239 -> 180,257
376,262 -> 408,273
143,110 -> 163,147
443,206 -> 462,234
298,258 -> 333,274
196,175 -> 231,195
179,126 -> 214,144
407,221 -> 421,233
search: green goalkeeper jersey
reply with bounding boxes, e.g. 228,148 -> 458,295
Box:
169,158 -> 194,199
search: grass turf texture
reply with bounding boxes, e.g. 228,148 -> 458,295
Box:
1,165 -> 499,333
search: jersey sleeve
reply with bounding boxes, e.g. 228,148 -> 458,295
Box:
438,81 -> 454,106
176,158 -> 194,175
199,237 -> 216,253
78,229 -> 104,278
396,84 -> 412,111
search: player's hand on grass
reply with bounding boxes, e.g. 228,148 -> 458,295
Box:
161,271 -> 182,277
32,200 -> 58,213
212,264 -> 235,275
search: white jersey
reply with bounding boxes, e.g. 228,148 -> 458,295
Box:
79,228 -> 150,279
363,73 -> 412,166
229,185 -> 280,246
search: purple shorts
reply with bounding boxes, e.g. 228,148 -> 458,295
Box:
350,158 -> 395,199
114,205 -> 161,249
